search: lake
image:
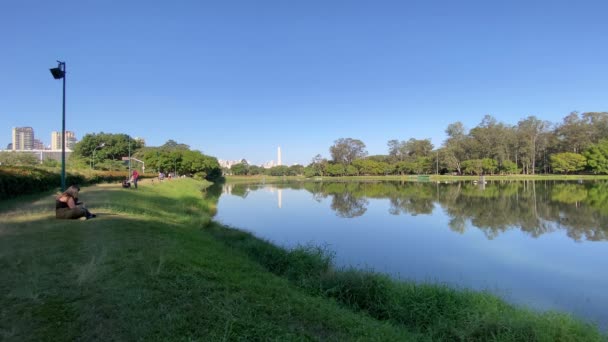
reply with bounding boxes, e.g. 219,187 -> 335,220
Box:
212,180 -> 608,329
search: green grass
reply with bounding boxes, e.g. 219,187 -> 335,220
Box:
1,178 -> 605,341
0,179 -> 413,341
205,223 -> 606,342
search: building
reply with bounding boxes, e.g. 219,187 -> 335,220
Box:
12,127 -> 35,150
218,159 -> 247,169
261,160 -> 276,169
51,131 -> 77,151
277,146 -> 282,166
33,139 -> 45,150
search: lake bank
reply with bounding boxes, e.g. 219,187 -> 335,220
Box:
1,179 -> 604,341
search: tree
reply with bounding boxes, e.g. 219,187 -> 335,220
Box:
138,146 -> 221,180
269,165 -> 289,176
481,158 -> 498,175
461,159 -> 483,175
582,112 -> 608,144
517,116 -> 549,174
555,112 -> 591,153
74,132 -> 144,165
388,139 -> 408,162
443,122 -> 469,174
500,160 -> 518,174
161,139 -> 190,150
584,140 -> 608,174
330,138 -> 367,165
230,163 -> 248,175
288,164 -> 304,176
550,153 -> 587,174
325,163 -> 346,176
308,154 -> 327,176
388,138 -> 433,161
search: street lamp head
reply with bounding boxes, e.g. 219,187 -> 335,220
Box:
50,66 -> 65,79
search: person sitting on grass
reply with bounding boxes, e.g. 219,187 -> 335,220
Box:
55,185 -> 96,220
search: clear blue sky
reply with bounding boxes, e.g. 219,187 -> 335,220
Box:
2,0 -> 607,165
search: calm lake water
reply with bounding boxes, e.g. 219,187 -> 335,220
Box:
212,180 -> 608,329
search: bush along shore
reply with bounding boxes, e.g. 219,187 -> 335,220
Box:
0,178 -> 605,341
0,167 -> 154,201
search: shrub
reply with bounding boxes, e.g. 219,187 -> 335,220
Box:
0,167 -> 130,201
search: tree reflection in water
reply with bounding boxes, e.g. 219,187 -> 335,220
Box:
223,180 -> 608,242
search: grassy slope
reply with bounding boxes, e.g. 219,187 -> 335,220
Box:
1,179 -> 605,341
0,179 -> 413,341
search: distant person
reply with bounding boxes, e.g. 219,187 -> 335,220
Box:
132,169 -> 139,189
56,185 -> 96,220
159,172 -> 165,181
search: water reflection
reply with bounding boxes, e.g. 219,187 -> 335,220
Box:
221,180 -> 608,242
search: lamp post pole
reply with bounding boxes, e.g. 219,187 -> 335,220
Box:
50,61 -> 67,191
128,137 -> 131,177
91,143 -> 105,170
61,62 -> 66,191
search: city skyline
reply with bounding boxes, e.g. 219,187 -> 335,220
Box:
2,2 -> 607,165
6,126 -> 78,151
5,124 -> 290,166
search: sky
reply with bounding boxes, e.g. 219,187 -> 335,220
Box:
1,0 -> 607,165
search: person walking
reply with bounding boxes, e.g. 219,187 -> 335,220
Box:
132,169 -> 139,189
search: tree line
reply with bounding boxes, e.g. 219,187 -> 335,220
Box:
71,134 -> 222,180
230,111 -> 608,176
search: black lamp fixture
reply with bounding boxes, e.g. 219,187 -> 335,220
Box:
50,60 -> 67,191
50,64 -> 65,79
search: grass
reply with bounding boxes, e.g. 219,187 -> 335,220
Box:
205,223 -> 607,341
1,178 -> 605,341
0,179 -> 413,341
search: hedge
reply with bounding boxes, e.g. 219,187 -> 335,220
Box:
0,167 -> 138,201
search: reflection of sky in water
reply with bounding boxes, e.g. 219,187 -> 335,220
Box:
215,185 -> 608,330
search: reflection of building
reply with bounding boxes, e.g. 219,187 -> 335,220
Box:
278,188 -> 282,208
222,183 -> 234,194
12,127 -> 34,150
51,131 -> 77,151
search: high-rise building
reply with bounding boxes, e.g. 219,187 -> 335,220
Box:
277,146 -> 282,166
51,131 -> 77,151
33,139 -> 45,150
12,127 -> 34,150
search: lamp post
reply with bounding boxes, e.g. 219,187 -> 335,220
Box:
50,61 -> 66,191
91,143 -> 105,169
